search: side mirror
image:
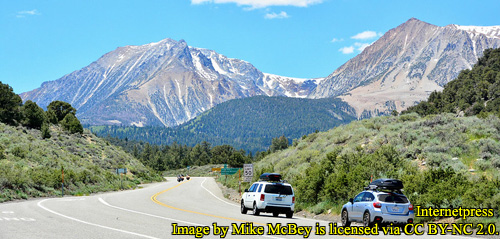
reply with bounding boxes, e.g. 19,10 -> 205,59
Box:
244,189 -> 249,192
349,198 -> 354,204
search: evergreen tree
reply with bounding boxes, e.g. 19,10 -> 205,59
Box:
47,101 -> 76,122
21,100 -> 46,129
0,81 -> 22,125
270,135 -> 289,152
60,113 -> 83,134
46,110 -> 58,124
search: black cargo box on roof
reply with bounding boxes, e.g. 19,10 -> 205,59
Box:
260,173 -> 282,182
369,178 -> 403,190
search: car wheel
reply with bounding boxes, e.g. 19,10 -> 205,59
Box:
253,203 -> 260,216
341,209 -> 351,227
241,201 -> 247,214
363,211 -> 373,227
285,211 -> 293,218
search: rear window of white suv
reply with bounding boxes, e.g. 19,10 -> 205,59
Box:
264,184 -> 293,195
377,194 -> 409,203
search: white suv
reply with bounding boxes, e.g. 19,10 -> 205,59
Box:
241,173 -> 295,218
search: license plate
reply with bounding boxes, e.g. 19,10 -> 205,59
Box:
275,197 -> 283,201
391,206 -> 400,212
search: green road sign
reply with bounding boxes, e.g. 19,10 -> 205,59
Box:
221,168 -> 241,175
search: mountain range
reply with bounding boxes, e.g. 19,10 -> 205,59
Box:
21,18 -> 500,127
21,39 -> 322,127
312,18 -> 500,117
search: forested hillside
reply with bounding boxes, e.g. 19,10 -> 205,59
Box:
0,82 -> 162,202
90,96 -> 356,153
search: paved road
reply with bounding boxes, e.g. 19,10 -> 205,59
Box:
0,177 -> 480,238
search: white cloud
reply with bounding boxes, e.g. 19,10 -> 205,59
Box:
354,42 -> 371,52
351,31 -> 382,40
264,11 -> 289,19
339,42 -> 373,54
331,38 -> 344,43
339,46 -> 355,54
191,0 -> 323,9
16,9 -> 40,18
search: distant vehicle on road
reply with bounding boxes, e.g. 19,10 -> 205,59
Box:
341,179 -> 414,227
186,175 -> 190,180
177,175 -> 184,182
241,173 -> 295,218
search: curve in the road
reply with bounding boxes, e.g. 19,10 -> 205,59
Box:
151,179 -> 260,224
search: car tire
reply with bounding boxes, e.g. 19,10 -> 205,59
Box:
285,211 -> 293,218
273,212 -> 279,217
241,201 -> 247,214
253,203 -> 260,216
363,211 -> 373,227
341,209 -> 351,227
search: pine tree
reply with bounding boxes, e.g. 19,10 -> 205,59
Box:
47,101 -> 76,122
21,100 -> 46,129
0,81 -> 22,125
60,113 -> 83,134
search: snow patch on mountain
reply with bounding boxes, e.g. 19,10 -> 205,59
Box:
451,25 -> 500,39
22,38 -> 321,127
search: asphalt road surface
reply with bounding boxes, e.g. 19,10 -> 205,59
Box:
0,177 -> 481,238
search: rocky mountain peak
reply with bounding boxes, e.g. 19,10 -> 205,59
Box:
310,18 -> 500,117
21,38 -> 320,127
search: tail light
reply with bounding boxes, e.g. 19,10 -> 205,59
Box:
409,204 -> 413,211
260,194 -> 265,201
292,196 -> 295,203
373,202 -> 382,208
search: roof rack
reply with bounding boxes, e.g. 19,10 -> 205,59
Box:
365,185 -> 403,194
364,184 -> 379,191
259,173 -> 285,182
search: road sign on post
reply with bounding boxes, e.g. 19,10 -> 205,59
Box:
116,168 -> 127,190
243,164 -> 253,182
116,168 -> 127,174
221,168 -> 241,175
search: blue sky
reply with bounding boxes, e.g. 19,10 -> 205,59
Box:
1,0 -> 499,94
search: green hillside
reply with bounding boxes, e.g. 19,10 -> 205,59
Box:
229,49 -> 500,224
251,113 -> 500,223
0,122 -> 162,202
89,96 -> 356,153
0,82 -> 162,202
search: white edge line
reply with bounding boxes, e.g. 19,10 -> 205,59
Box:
200,178 -> 239,208
98,197 -> 204,226
37,199 -> 159,239
100,181 -> 284,239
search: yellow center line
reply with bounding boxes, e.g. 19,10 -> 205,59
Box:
151,179 -> 264,225
151,178 -> 369,239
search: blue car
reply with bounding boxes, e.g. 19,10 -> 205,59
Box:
341,180 -> 414,227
